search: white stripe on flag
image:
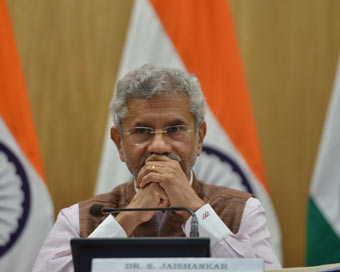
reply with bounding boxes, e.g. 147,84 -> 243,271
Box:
95,0 -> 185,193
95,0 -> 282,260
0,117 -> 54,271
310,56 -> 340,237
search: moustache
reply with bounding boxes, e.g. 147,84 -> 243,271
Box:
140,153 -> 181,167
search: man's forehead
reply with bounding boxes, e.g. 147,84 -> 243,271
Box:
122,93 -> 194,126
126,93 -> 190,110
129,91 -> 187,102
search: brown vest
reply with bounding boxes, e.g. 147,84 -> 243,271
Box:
79,178 -> 251,238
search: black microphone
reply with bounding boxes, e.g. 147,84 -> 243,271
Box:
90,204 -> 199,237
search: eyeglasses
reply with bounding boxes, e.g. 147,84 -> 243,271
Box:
123,125 -> 194,145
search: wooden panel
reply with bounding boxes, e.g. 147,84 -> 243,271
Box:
7,0 -> 134,210
7,0 -> 340,267
230,0 -> 340,267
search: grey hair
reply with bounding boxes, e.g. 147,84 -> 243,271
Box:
110,64 -> 206,129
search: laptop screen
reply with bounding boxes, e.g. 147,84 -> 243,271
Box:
71,237 -> 210,272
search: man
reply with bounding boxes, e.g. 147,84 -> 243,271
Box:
33,65 -> 281,271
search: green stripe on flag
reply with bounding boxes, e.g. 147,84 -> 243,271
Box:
306,198 -> 340,266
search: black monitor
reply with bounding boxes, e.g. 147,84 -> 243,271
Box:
71,237 -> 210,272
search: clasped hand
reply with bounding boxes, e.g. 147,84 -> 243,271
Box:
116,155 -> 204,236
136,155 -> 204,218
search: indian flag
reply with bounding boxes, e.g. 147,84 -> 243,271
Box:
0,0 -> 54,271
306,56 -> 340,266
95,0 -> 282,260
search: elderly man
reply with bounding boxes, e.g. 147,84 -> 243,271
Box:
33,65 -> 281,271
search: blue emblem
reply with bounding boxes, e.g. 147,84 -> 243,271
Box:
193,145 -> 254,194
0,142 -> 30,257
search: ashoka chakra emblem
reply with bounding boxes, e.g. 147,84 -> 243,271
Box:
0,142 -> 30,257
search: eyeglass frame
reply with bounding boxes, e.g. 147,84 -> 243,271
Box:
122,124 -> 195,146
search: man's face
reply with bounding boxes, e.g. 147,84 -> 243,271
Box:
111,93 -> 206,179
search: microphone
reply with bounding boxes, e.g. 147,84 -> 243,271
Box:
90,204 -> 199,237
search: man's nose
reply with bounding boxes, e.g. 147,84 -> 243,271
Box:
147,132 -> 171,154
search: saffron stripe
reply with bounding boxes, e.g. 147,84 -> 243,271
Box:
150,0 -> 266,187
0,0 -> 45,180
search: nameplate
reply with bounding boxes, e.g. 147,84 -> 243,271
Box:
92,258 -> 263,272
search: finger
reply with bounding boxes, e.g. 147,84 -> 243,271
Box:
146,156 -> 181,172
138,172 -> 162,188
139,172 -> 173,190
136,162 -> 166,188
159,196 -> 170,208
147,183 -> 169,207
136,163 -> 154,188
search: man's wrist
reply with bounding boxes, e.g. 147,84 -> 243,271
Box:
180,200 -> 206,221
115,211 -> 141,236
191,199 -> 206,212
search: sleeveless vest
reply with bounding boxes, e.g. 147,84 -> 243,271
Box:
79,178 -> 251,238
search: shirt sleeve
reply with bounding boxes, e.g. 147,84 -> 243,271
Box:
183,198 -> 282,270
88,215 -> 127,238
32,204 -> 128,272
32,204 -> 80,272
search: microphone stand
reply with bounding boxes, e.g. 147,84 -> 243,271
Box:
90,205 -> 199,237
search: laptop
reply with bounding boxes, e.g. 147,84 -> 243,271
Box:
71,237 -> 210,272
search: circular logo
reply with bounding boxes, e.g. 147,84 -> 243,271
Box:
0,142 -> 30,257
193,145 -> 254,194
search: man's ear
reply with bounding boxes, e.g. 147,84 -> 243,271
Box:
196,121 -> 206,156
110,126 -> 126,162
